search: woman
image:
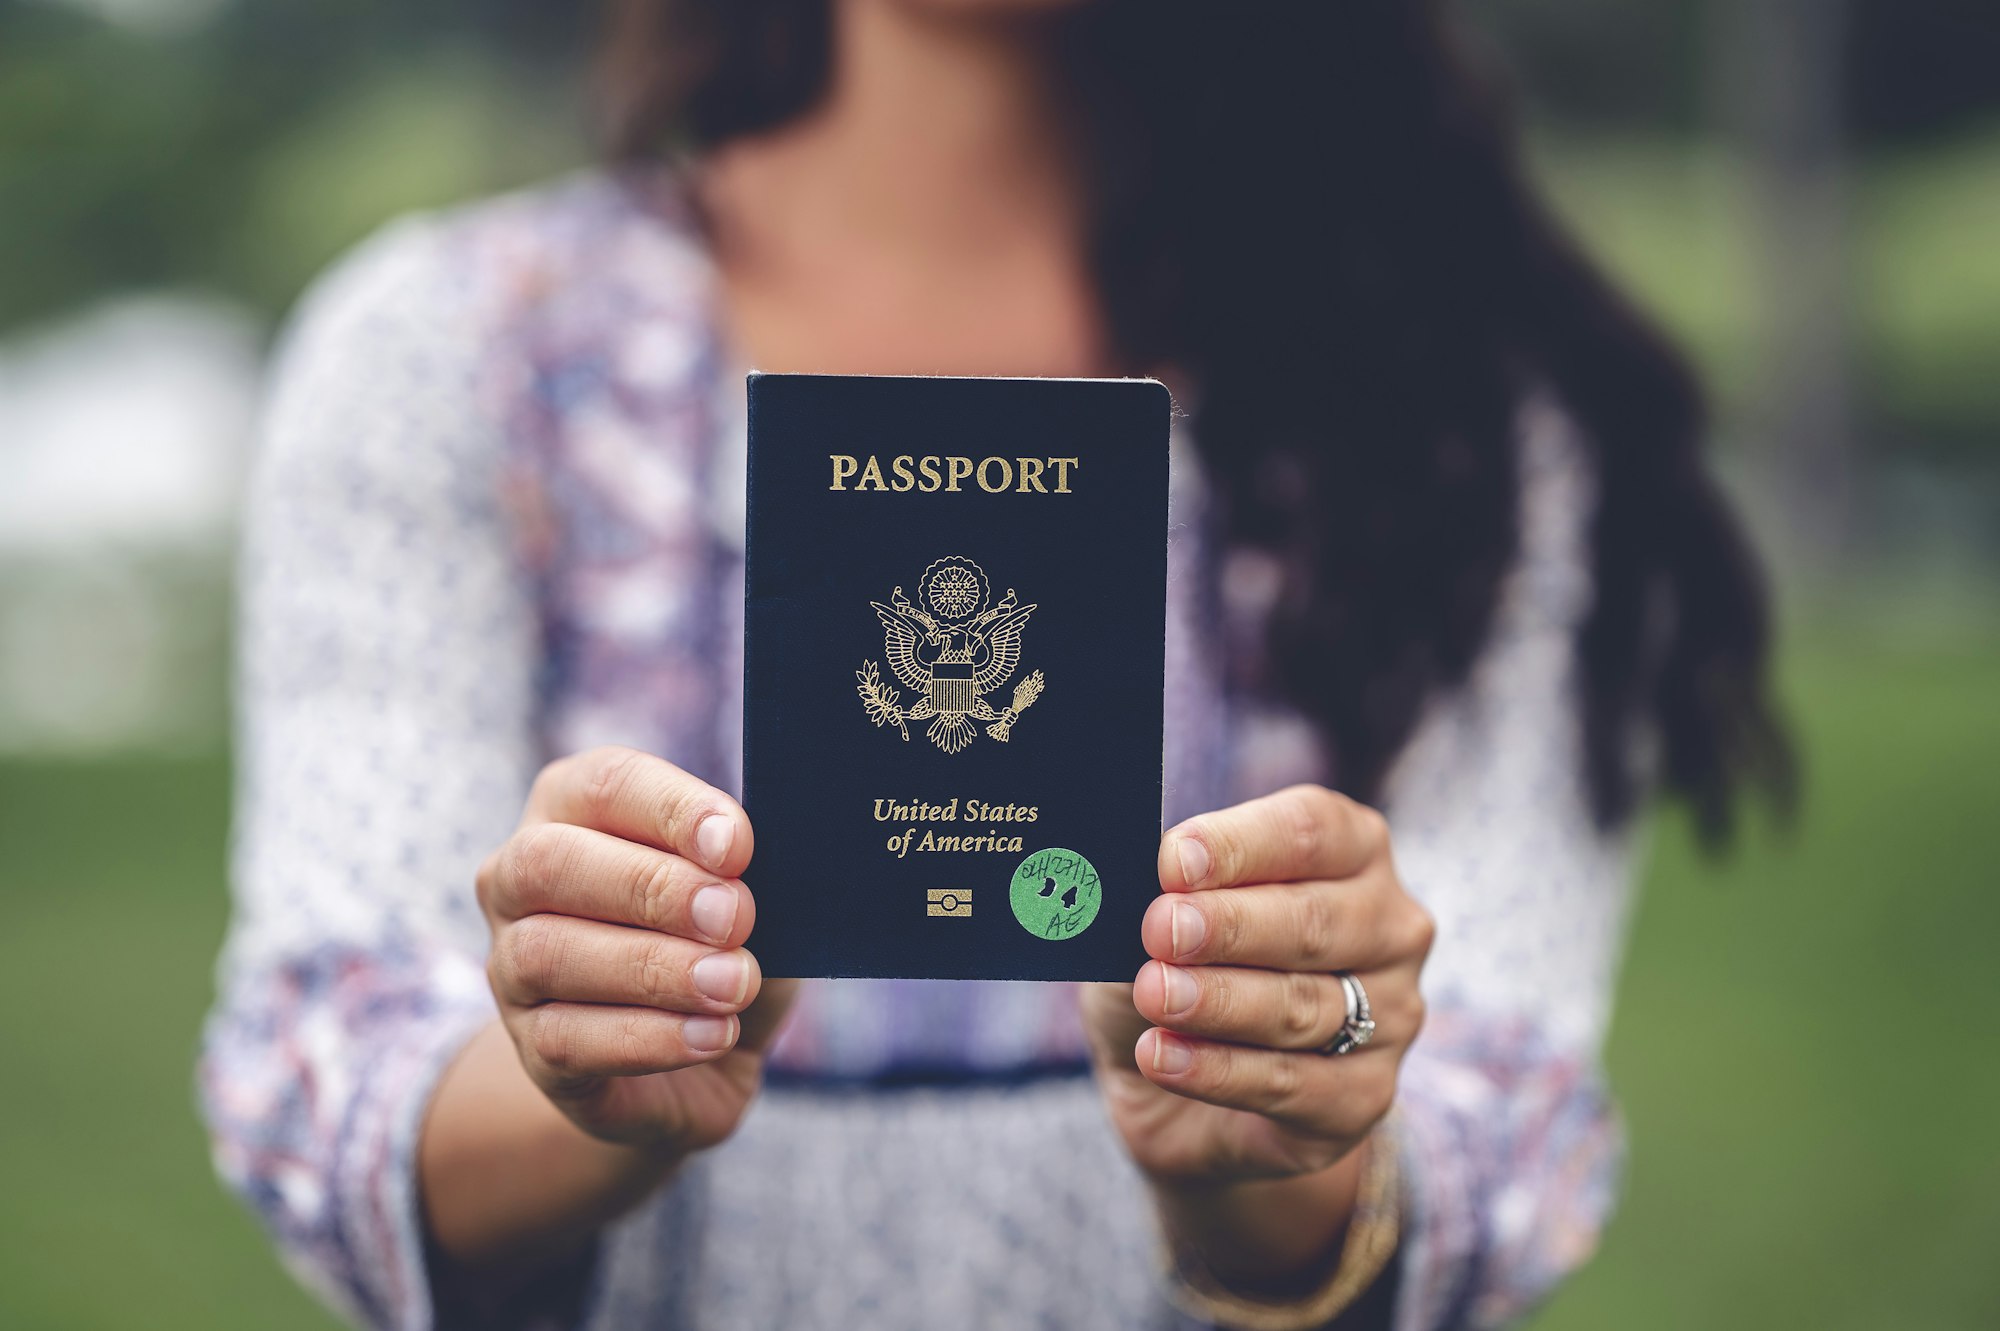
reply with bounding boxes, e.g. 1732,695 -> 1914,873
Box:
201,1 -> 1789,1328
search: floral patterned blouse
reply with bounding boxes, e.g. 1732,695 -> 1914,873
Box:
201,172 -> 1633,1331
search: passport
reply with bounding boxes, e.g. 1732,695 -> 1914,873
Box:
742,373 -> 1171,980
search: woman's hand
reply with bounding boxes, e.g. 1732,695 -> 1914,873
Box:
1081,785 -> 1430,1287
475,746 -> 798,1156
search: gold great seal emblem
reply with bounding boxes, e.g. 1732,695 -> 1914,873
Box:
855,555 -> 1045,754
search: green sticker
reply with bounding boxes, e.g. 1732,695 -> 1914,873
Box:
1009,847 -> 1102,941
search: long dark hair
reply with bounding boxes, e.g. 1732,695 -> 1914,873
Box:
600,0 -> 1792,845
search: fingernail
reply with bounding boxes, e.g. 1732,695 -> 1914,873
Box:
695,813 -> 736,870
1176,835 -> 1210,888
683,1014 -> 737,1053
691,952 -> 750,1005
691,885 -> 739,944
1159,963 -> 1198,1015
1169,900 -> 1206,959
1150,1030 -> 1193,1075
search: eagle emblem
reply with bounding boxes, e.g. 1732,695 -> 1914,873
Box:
856,555 -> 1045,754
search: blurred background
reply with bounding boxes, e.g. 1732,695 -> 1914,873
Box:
1,1 -> 1995,1327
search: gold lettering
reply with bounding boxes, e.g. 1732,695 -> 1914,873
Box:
832,456 -> 1078,495
976,456 -> 1012,494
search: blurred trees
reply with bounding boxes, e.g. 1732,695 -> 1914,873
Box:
1479,0 -> 2000,574
2,0 -> 1996,556
1483,0 -> 2000,143
0,0 -> 589,332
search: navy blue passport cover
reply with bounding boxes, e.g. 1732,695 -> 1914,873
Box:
742,373 -> 1170,980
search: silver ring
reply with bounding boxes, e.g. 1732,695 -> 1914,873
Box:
1322,972 -> 1376,1056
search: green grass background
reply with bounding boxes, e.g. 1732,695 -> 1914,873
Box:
1,621 -> 1996,1329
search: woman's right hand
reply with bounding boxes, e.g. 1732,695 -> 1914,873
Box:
476,746 -> 797,1157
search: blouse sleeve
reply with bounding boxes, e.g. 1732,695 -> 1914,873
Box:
1380,399 -> 1637,1331
197,216 -> 539,1331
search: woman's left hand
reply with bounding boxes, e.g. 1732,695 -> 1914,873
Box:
1082,784 -> 1433,1185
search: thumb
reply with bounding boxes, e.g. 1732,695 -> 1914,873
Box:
737,977 -> 801,1053
1079,981 -> 1151,1074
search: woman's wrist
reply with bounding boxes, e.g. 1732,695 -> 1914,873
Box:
419,1021 -> 688,1280
1153,1130 -> 1401,1331
1146,1147 -> 1364,1296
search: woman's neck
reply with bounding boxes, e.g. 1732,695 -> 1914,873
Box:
713,0 -> 1077,263
699,0 -> 1104,377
